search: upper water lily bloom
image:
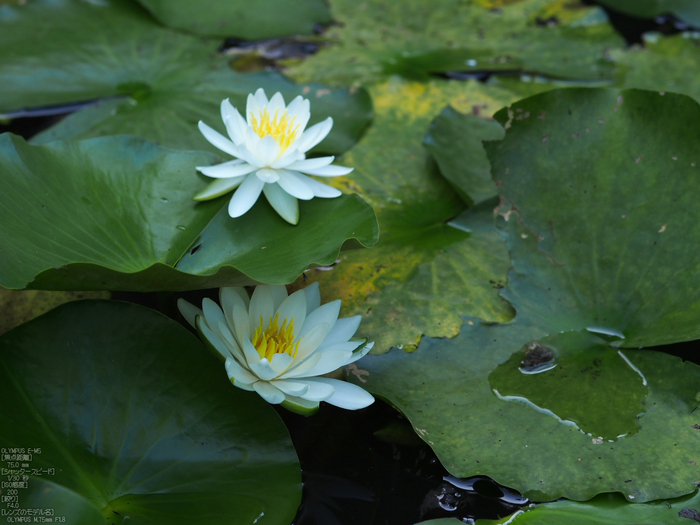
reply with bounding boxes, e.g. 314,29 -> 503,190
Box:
178,283 -> 375,414
194,88 -> 353,225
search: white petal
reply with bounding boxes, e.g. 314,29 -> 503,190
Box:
299,164 -> 353,177
253,381 -> 285,404
177,299 -> 202,329
250,358 -> 282,381
276,170 -> 314,200
246,91 -> 263,122
305,377 -> 375,410
196,160 -> 257,179
270,148 -> 305,169
262,183 -> 299,225
319,340 -> 367,353
269,285 -> 288,312
288,378 -> 335,401
270,379 -> 309,396
225,356 -> 258,385
198,121 -> 240,157
217,320 -> 245,363
267,92 -> 286,116
285,96 -> 310,128
285,156 -> 335,172
233,136 -> 265,168
255,168 -> 280,183
242,338 -> 262,367
202,298 -> 227,339
345,340 -> 374,365
249,285 -> 275,333
197,317 -> 233,361
300,300 -> 340,339
228,175 -> 264,218
295,117 -> 333,153
292,173 -> 342,198
275,289 -> 307,339
221,99 -> 247,145
193,177 -> 246,201
220,287 -> 250,329
318,316 -> 361,348
304,282 -> 321,313
291,322 -> 330,364
232,303 -> 251,349
254,88 -> 270,109
282,351 -> 321,379
270,352 -> 294,375
284,349 -> 353,378
255,135 -> 281,166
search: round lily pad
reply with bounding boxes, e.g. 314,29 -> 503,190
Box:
0,299 -> 301,523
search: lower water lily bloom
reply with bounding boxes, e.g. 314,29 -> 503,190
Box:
178,283 -> 375,414
194,88 -> 353,225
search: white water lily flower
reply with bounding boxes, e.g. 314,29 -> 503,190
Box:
194,88 -> 353,225
178,283 -> 375,414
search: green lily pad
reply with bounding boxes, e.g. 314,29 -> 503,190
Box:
288,0 -> 624,86
490,88 -> 700,348
295,78 -> 518,353
0,299 -> 301,523
0,0 -> 371,156
352,88 -> 700,502
596,0 -> 700,27
611,32 -> 700,104
135,0 -> 332,39
361,322 -> 700,502
423,106 -> 505,206
478,491 -> 700,524
0,134 -> 377,291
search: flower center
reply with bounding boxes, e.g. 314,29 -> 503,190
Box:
251,313 -> 300,361
249,107 -> 301,153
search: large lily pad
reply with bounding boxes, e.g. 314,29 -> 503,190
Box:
0,300 -> 301,524
295,78 -> 518,353
423,106 -> 504,206
611,32 -> 700,104
351,88 -> 700,502
135,0 -> 332,39
0,134 -> 377,291
288,0 -> 624,86
0,0 -> 371,156
478,491 -> 700,524
596,0 -> 700,27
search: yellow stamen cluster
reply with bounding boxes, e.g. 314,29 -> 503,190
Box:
249,107 -> 301,153
251,313 -> 300,361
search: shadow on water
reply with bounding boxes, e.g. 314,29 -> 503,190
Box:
278,400 -> 529,525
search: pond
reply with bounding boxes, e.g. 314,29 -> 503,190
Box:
2,1 -> 700,524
